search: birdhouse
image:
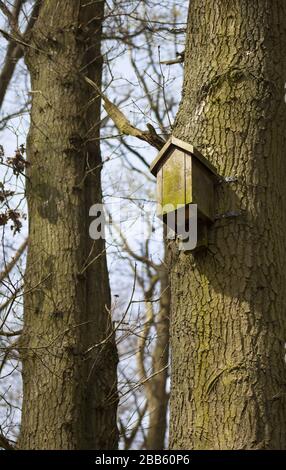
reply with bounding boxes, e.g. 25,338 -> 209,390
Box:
150,136 -> 219,242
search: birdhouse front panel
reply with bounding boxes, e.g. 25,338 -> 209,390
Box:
161,148 -> 185,211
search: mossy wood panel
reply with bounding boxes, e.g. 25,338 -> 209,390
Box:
162,149 -> 185,212
156,168 -> 163,215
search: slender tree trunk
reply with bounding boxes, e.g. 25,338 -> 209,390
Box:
169,0 -> 286,449
146,241 -> 170,450
18,0 -> 118,449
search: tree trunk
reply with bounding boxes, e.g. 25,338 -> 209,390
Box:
146,240 -> 170,450
18,0 -> 118,449
169,0 -> 286,449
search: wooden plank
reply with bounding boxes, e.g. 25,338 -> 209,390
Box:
150,138 -> 172,175
185,153 -> 193,204
192,158 -> 214,221
156,168 -> 163,216
162,149 -> 185,214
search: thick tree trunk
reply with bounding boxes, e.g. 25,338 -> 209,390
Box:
18,0 -> 118,449
169,0 -> 286,449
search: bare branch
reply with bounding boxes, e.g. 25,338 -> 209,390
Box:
85,76 -> 167,150
0,329 -> 22,337
160,50 -> 185,65
0,432 -> 15,450
0,0 -> 42,108
0,1 -> 18,33
0,239 -> 27,283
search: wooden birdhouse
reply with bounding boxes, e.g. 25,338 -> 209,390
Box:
150,136 -> 219,242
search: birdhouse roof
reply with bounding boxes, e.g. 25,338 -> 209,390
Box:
150,136 -> 219,177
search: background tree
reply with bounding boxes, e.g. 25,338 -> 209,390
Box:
17,0 -> 118,449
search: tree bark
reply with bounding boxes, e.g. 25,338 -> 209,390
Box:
18,0 -> 118,449
169,0 -> 286,449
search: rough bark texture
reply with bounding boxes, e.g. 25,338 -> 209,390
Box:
18,0 -> 118,449
169,0 -> 286,449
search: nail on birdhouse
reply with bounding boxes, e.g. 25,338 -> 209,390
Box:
150,136 -> 219,247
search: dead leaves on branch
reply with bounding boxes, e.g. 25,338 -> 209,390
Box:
0,145 -> 28,234
6,144 -> 29,176
0,208 -> 23,234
